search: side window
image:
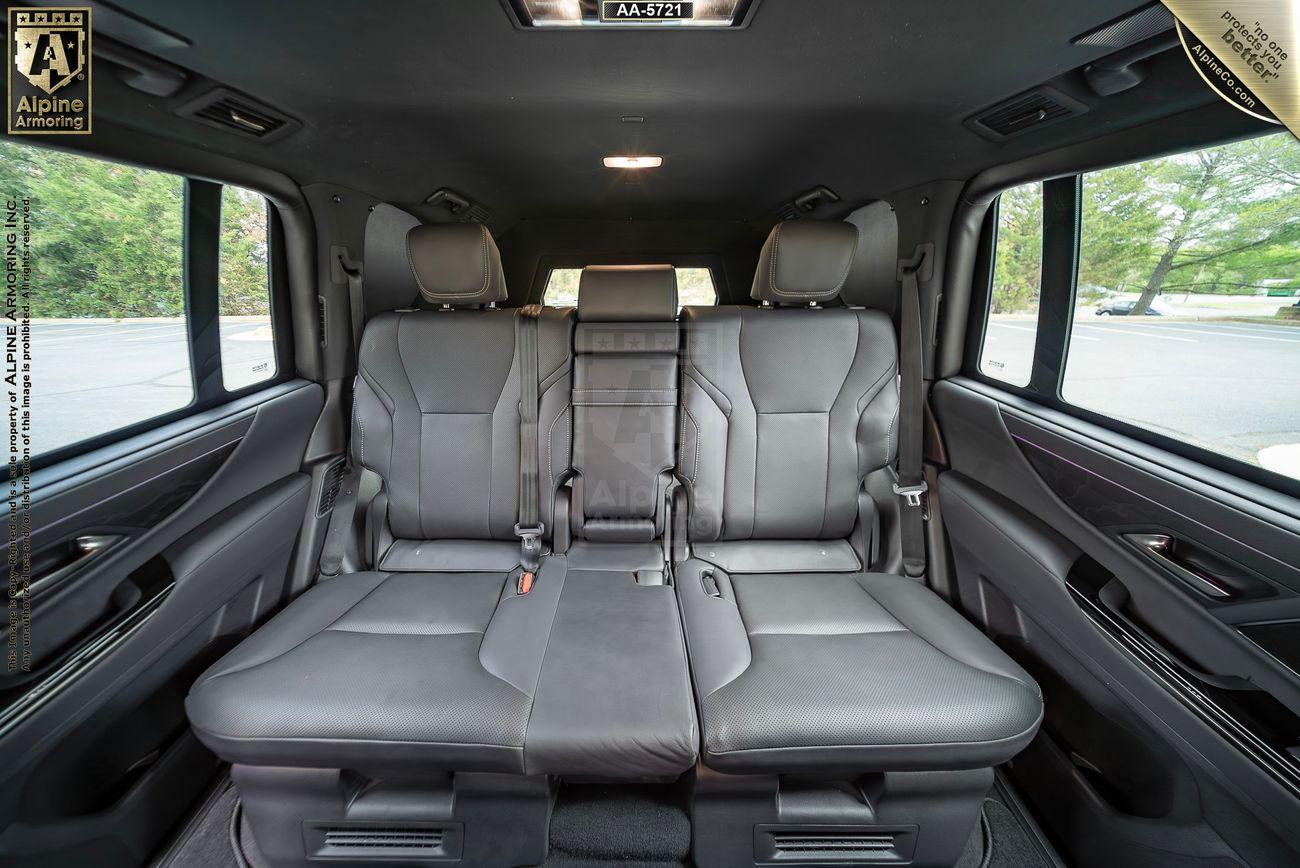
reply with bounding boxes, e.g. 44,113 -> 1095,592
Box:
0,139 -> 192,458
218,185 -> 275,390
1064,134 -> 1300,481
0,139 -> 285,461
543,266 -> 717,310
979,182 -> 1043,387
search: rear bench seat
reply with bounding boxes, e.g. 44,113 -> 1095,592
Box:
186,218 -> 1042,868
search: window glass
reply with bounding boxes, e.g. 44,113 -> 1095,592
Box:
1064,133 -> 1300,481
543,266 -> 717,310
218,185 -> 275,390
0,139 -> 192,457
980,182 -> 1043,387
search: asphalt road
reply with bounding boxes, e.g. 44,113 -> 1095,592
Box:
981,317 -> 1300,474
19,316 -> 1300,479
28,319 -> 275,456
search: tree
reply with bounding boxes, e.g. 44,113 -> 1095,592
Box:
0,138 -> 271,319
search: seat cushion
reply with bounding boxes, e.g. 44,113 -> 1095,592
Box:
677,559 -> 1043,774
186,570 -> 540,775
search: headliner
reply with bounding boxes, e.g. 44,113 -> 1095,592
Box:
63,0 -> 1223,226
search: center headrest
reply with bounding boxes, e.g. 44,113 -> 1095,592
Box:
406,223 -> 506,306
577,265 -> 678,322
750,220 -> 859,304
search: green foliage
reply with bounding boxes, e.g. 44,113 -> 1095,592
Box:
992,132 -> 1300,314
990,182 -> 1042,314
0,138 -> 270,318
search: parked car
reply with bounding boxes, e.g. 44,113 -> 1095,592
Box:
1096,297 -> 1172,315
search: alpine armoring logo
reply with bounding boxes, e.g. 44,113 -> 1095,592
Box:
8,7 -> 92,135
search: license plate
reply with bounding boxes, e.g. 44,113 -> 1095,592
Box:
600,2 -> 694,23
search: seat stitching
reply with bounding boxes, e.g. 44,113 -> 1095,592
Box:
546,406 -> 569,496
821,314 -> 862,537
201,573 -> 396,682
395,317 -> 425,537
684,406 -> 701,484
853,574 -> 1039,691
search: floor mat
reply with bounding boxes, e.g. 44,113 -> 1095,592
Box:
546,781 -> 692,867
151,779 -> 242,868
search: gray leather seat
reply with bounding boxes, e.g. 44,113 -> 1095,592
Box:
186,224 -> 575,776
187,228 -> 696,782
677,220 -> 1043,775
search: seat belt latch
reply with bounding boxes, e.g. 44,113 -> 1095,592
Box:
514,522 -> 544,572
892,480 -> 929,510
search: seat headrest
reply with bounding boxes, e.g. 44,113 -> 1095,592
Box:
750,220 -> 859,305
577,265 -> 678,322
405,223 -> 506,306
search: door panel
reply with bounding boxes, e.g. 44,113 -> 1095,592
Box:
934,376 -> 1300,867
0,381 -> 323,868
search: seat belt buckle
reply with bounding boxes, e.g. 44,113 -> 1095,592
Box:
892,481 -> 929,509
516,570 -> 535,595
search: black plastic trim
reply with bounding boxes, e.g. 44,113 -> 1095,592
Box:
1066,565 -> 1300,799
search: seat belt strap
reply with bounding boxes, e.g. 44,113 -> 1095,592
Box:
895,247 -> 929,579
338,252 -> 365,357
320,249 -> 366,578
515,305 -> 544,584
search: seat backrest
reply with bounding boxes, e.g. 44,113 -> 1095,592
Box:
352,223 -> 572,544
679,220 -> 899,542
569,265 -> 680,542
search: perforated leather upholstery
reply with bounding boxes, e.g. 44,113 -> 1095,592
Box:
677,221 -> 1042,775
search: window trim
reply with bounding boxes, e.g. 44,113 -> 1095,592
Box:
964,166 -> 1300,500
29,159 -> 292,471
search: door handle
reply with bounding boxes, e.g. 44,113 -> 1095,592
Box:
12,534 -> 123,600
1121,532 -> 1233,600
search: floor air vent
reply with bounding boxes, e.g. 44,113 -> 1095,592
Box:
305,821 -> 463,861
964,86 -> 1087,142
756,825 -> 917,864
176,88 -> 299,142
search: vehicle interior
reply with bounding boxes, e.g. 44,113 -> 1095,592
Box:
3,1 -> 1299,866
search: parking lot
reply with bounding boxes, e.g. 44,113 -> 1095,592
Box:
24,314 -> 1300,479
982,316 -> 1300,475
30,318 -> 275,456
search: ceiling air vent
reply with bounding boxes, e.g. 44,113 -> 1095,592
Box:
176,88 -> 299,142
965,87 -> 1087,142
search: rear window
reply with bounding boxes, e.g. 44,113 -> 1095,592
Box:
543,266 -> 716,310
